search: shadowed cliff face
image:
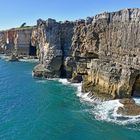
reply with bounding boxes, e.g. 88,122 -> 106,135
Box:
32,8 -> 140,99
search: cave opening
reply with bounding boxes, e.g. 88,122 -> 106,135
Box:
60,64 -> 67,78
60,36 -> 67,78
132,74 -> 140,97
29,43 -> 37,56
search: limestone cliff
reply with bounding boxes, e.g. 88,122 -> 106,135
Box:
32,8 -> 140,99
1,8 -> 140,100
0,27 -> 36,56
31,19 -> 74,78
72,8 -> 140,99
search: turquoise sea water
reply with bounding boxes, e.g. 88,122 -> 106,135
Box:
0,59 -> 140,140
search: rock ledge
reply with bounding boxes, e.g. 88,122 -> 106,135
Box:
117,98 -> 140,116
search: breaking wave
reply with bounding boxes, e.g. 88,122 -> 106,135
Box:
58,78 -> 140,126
58,78 -> 82,87
78,92 -> 140,125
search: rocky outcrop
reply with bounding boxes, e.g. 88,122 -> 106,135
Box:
32,8 -> 140,100
0,27 -> 36,56
1,8 -> 140,101
32,64 -> 45,77
31,19 -> 74,78
71,8 -> 140,99
117,98 -> 140,116
8,54 -> 19,61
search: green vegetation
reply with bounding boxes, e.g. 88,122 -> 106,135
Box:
0,25 -> 36,32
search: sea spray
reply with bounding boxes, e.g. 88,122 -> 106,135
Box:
34,78 -> 140,126
57,78 -> 140,125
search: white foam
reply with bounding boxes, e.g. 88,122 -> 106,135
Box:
36,77 -> 140,126
70,79 -> 140,125
91,98 -> 140,125
0,54 -> 9,60
19,59 -> 39,63
134,98 -> 140,105
58,79 -> 82,88
58,79 -> 70,85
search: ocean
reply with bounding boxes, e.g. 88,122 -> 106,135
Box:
0,58 -> 140,140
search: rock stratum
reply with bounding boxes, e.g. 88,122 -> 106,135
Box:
0,26 -> 36,56
1,8 -> 140,101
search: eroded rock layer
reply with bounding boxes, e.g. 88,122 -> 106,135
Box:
32,8 -> 140,99
0,27 -> 36,56
1,8 -> 140,100
31,19 -> 74,78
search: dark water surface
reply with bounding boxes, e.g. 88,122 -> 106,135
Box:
0,59 -> 140,140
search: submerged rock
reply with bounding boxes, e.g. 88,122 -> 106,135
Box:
32,64 -> 45,77
117,98 -> 140,116
8,54 -> 19,61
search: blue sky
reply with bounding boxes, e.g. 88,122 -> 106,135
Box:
0,0 -> 139,29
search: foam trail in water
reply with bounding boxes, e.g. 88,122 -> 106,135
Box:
20,59 -> 39,63
58,79 -> 70,85
58,79 -> 82,87
0,54 -> 9,60
48,78 -> 140,126
93,99 -> 140,125
69,80 -> 140,125
35,80 -> 47,84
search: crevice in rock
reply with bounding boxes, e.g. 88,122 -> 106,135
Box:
131,74 -> 140,97
94,32 -> 100,51
60,36 -> 67,78
29,42 -> 37,56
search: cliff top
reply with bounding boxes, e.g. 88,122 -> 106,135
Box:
0,25 -> 36,32
36,8 -> 140,26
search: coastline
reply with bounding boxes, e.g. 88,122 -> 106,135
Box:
1,8 -> 140,126
1,56 -> 140,126
1,54 -> 140,124
57,78 -> 140,125
0,54 -> 39,63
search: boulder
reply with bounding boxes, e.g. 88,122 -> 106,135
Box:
117,98 -> 140,116
8,54 -> 19,61
32,64 -> 45,77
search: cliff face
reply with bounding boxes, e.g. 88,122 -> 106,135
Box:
1,8 -> 140,99
32,19 -> 74,78
32,8 -> 140,99
0,27 -> 35,56
72,8 -> 140,99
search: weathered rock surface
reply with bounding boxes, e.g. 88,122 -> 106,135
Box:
32,64 -> 45,77
8,54 -> 19,61
31,19 -> 74,78
0,27 -> 36,56
117,98 -> 140,116
31,8 -> 140,99
1,8 -> 140,101
71,8 -> 140,99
